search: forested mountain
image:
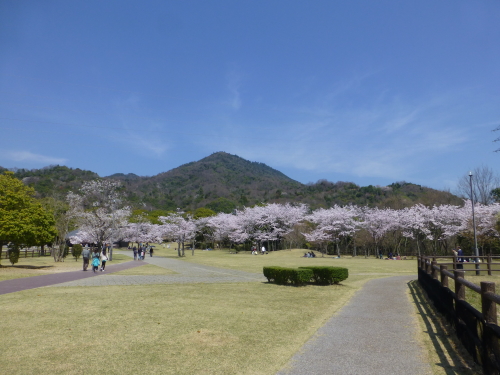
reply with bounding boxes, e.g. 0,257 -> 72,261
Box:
0,152 -> 463,212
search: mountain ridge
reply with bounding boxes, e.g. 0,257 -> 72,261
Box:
1,151 -> 463,212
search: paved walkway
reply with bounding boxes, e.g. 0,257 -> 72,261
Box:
0,251 -> 265,292
50,251 -> 265,287
0,260 -> 142,295
277,275 -> 431,375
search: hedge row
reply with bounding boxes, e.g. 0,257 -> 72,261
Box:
299,266 -> 349,285
263,267 -> 313,286
263,266 -> 348,286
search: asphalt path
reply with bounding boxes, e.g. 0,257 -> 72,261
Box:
277,275 -> 431,375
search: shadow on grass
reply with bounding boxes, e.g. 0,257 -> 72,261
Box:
407,280 -> 482,375
0,265 -> 54,269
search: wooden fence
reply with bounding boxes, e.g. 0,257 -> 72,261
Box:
418,255 -> 500,374
1,247 -> 52,259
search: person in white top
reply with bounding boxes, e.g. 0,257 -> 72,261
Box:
100,249 -> 108,271
261,246 -> 266,255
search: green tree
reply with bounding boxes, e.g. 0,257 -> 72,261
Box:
72,244 -> 83,261
0,172 -> 57,265
206,197 -> 237,213
41,197 -> 75,262
193,207 -> 216,219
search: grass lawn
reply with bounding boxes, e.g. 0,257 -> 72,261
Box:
1,281 -> 357,374
1,247 -> 478,374
176,247 -> 417,277
0,253 -> 130,281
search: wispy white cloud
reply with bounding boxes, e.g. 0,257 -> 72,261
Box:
217,87 -> 474,183
6,151 -> 67,165
226,70 -> 242,110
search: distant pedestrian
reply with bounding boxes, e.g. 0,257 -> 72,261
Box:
133,246 -> 137,260
91,248 -> 100,273
457,247 -> 464,269
82,245 -> 90,271
261,246 -> 266,255
149,247 -> 153,257
100,249 -> 108,271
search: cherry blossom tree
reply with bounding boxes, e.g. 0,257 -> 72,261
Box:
304,205 -> 361,257
159,211 -> 197,257
67,180 -> 130,260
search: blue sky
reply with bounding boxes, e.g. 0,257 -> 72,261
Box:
1,0 -> 500,191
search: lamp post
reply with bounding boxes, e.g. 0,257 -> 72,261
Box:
109,198 -> 116,261
469,171 -> 480,275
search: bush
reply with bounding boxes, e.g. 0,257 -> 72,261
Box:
72,244 -> 83,261
299,266 -> 348,285
263,267 -> 313,286
8,244 -> 20,266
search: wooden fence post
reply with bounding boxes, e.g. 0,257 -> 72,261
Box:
453,255 -> 457,270
454,270 -> 465,301
432,261 -> 438,279
481,281 -> 499,374
481,282 -> 497,324
488,255 -> 492,276
440,265 -> 448,288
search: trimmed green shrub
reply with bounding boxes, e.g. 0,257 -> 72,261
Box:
289,268 -> 313,286
263,267 -> 313,286
72,244 -> 83,261
8,244 -> 20,266
299,266 -> 348,285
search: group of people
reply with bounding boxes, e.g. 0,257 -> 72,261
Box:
251,246 -> 267,255
452,247 -> 466,269
81,244 -> 109,272
303,251 -> 316,258
130,244 -> 153,260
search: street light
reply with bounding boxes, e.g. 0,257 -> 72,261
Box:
469,171 -> 480,275
109,198 -> 116,261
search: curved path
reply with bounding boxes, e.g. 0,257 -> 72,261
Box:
277,275 -> 431,375
43,251 -> 265,287
0,260 -> 142,295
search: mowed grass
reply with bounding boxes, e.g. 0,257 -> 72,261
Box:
177,248 -> 417,278
1,281 -> 357,375
0,253 -> 130,281
0,248 -> 422,374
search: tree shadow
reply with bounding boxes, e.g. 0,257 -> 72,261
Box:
407,280 -> 482,375
0,265 -> 54,269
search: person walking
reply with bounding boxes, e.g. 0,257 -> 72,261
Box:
457,247 -> 464,269
261,246 -> 266,255
100,249 -> 108,272
91,248 -> 100,273
133,246 -> 137,260
82,244 -> 90,271
149,246 -> 154,257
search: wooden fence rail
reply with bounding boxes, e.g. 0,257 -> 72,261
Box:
419,255 -> 500,275
1,247 -> 53,260
418,255 -> 500,374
